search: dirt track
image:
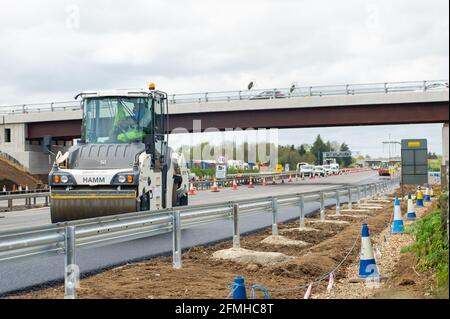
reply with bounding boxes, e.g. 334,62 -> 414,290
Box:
7,185 -> 442,299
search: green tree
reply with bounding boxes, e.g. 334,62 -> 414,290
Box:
310,135 -> 328,165
298,144 -> 306,156
340,142 -> 352,167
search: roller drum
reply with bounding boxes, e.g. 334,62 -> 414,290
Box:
50,189 -> 137,223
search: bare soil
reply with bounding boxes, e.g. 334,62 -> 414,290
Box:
6,188 -> 442,299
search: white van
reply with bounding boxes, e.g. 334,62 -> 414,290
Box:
330,163 -> 340,175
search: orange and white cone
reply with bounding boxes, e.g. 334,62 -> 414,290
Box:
262,178 -> 267,186
288,175 -> 293,182
211,179 -> 220,192
232,178 -> 238,190
188,182 -> 196,195
248,177 -> 254,188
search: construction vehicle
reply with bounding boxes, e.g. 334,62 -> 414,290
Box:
378,161 -> 390,177
48,83 -> 189,223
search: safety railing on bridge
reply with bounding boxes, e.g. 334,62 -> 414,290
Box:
0,80 -> 447,115
0,178 -> 398,298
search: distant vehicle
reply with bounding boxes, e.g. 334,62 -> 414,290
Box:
425,82 -> 449,91
314,165 -> 325,177
323,165 -> 332,175
330,163 -> 340,174
300,164 -> 315,177
296,162 -> 309,171
323,158 -> 337,165
250,90 -> 285,100
378,161 -> 390,176
227,160 -> 248,170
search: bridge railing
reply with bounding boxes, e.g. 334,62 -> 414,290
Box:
0,178 -> 398,298
168,79 -> 448,104
0,80 -> 447,115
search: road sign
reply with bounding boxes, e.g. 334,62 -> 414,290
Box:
215,164 -> 227,179
323,151 -> 352,158
401,139 -> 428,185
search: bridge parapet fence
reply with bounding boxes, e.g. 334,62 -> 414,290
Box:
1,80 -> 447,115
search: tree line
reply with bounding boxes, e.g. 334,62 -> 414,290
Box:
177,134 -> 355,169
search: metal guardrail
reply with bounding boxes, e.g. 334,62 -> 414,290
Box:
0,169 -> 371,210
191,168 -> 372,190
0,191 -> 50,211
0,80 -> 447,115
0,178 -> 398,298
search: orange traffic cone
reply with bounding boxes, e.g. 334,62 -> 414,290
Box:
262,178 -> 267,186
232,178 -> 238,190
248,177 -> 254,188
12,184 -> 17,192
288,175 -> 293,182
211,179 -> 220,192
188,182 -> 197,195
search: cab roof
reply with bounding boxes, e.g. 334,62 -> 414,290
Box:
75,89 -> 167,100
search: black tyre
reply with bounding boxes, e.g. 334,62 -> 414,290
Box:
140,192 -> 150,211
180,194 -> 188,206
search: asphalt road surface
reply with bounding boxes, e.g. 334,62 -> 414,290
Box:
0,171 -> 382,295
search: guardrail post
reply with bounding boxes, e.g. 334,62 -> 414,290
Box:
320,192 -> 325,221
335,190 -> 340,216
355,186 -> 360,204
271,198 -> 278,236
64,226 -> 77,299
45,195 -> 49,207
347,188 -> 352,210
172,210 -> 182,269
233,203 -> 240,248
299,195 -> 305,228
364,185 -> 368,203
8,199 -> 12,211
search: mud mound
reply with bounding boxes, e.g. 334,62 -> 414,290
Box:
266,254 -> 336,279
0,157 -> 41,189
211,248 -> 293,266
260,235 -> 309,247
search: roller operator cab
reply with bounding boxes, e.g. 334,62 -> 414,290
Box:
49,84 -> 189,223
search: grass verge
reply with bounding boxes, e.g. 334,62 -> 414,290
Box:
401,195 -> 449,298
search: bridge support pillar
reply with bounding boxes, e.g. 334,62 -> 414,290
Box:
443,123 -> 449,165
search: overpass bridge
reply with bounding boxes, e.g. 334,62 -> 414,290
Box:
0,80 -> 448,174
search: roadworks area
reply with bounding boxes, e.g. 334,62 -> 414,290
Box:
8,186 -> 443,299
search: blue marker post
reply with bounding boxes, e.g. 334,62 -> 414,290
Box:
233,276 -> 247,299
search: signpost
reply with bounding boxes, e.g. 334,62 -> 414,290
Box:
215,156 -> 227,180
401,139 -> 428,185
401,139 -> 428,196
323,151 -> 352,158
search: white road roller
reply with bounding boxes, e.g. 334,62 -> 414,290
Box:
49,83 -> 189,223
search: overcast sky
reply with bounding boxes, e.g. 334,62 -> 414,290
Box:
0,0 -> 448,157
